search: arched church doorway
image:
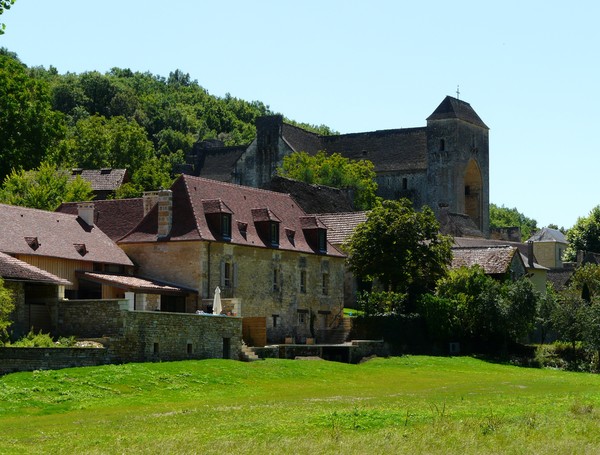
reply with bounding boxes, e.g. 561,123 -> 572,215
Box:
463,159 -> 483,230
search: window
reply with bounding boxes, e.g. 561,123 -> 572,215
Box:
300,270 -> 307,293
298,312 -> 307,324
322,273 -> 329,296
439,139 -> 445,151
222,261 -> 232,288
221,213 -> 231,239
402,178 -> 408,190
317,229 -> 327,253
272,314 -> 279,328
187,343 -> 193,354
270,222 -> 280,247
273,268 -> 280,291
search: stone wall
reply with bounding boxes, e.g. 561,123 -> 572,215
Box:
51,299 -> 129,338
0,347 -> 112,375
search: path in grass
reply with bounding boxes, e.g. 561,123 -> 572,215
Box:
1,356 -> 600,454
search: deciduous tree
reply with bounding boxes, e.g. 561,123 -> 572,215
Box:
278,151 -> 378,210
564,206 -> 600,261
490,203 -> 538,240
0,277 -> 14,342
345,199 -> 452,302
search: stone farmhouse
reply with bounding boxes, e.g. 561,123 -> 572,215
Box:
116,174 -> 346,344
186,95 -> 490,236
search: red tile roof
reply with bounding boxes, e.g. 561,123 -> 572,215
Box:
119,175 -> 345,257
56,198 -> 145,242
0,252 -> 72,285
0,203 -> 133,266
77,271 -> 196,295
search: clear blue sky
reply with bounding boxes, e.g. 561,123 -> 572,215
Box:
2,1 -> 599,230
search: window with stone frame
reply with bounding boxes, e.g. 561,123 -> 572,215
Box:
272,267 -> 280,291
300,270 -> 307,294
322,272 -> 330,296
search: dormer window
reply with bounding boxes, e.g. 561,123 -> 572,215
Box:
300,215 -> 329,254
317,229 -> 327,254
24,236 -> 40,251
202,199 -> 234,241
251,208 -> 282,249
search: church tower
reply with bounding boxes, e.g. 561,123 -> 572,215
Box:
425,96 -> 490,236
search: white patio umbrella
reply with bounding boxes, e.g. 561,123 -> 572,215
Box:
212,286 -> 222,315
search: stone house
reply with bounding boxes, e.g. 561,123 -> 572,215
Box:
526,227 -> 568,269
187,95 -> 490,236
117,174 -> 346,344
0,202 -> 133,337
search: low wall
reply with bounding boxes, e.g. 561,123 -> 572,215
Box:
111,311 -> 242,363
50,299 -> 129,338
0,347 -> 112,375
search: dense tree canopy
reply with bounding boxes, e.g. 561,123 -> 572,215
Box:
563,205 -> 600,261
0,0 -> 15,35
344,199 -> 452,302
278,151 -> 378,210
0,54 -> 65,180
489,203 -> 538,241
0,162 -> 93,211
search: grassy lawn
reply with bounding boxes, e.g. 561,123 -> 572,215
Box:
1,356 -> 600,454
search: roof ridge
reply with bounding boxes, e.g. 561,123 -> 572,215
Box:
0,202 -> 78,220
181,174 -> 306,200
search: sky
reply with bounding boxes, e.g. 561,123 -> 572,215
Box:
1,1 -> 599,230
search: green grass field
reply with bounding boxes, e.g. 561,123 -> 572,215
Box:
1,356 -> 600,454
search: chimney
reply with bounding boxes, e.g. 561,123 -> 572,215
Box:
77,202 -> 95,227
527,240 -> 534,268
157,189 -> 172,238
142,191 -> 160,216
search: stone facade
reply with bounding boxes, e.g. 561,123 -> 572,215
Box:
121,240 -> 345,343
189,96 -> 490,236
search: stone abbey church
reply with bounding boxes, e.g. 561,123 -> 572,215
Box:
185,95 -> 490,236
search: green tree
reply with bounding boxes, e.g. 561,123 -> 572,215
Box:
0,277 -> 15,342
552,293 -> 590,350
568,263 -> 600,301
278,151 -> 378,210
0,54 -> 65,180
0,0 -> 15,35
564,206 -> 600,262
489,203 -> 538,240
345,199 -> 452,303
0,162 -> 93,210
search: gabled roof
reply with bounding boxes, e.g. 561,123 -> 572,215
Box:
195,144 -> 248,182
427,96 -> 488,129
451,246 -> 521,275
316,212 -> 368,245
70,168 -> 128,191
0,252 -> 72,285
119,175 -> 345,257
527,227 -> 568,244
56,198 -> 145,242
439,212 -> 485,238
0,203 -> 133,266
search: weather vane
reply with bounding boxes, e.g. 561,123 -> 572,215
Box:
456,85 -> 460,100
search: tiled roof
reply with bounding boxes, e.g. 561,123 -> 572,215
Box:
119,175 -> 345,257
266,176 -> 354,214
316,212 -> 368,245
0,252 -> 72,285
56,198 -> 145,242
527,227 -> 568,244
0,203 -> 133,266
451,246 -> 518,275
70,169 -> 128,191
196,145 -> 248,182
439,212 -> 485,238
77,271 -> 196,295
427,96 -> 489,129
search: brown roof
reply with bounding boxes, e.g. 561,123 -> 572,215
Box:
439,212 -> 485,238
451,246 -> 519,275
266,176 -> 355,214
70,168 -> 128,191
195,145 -> 248,182
0,252 -> 72,285
427,96 -> 489,129
0,203 -> 132,266
119,175 -> 345,257
77,271 -> 196,295
56,198 -> 145,242
316,212 -> 368,245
